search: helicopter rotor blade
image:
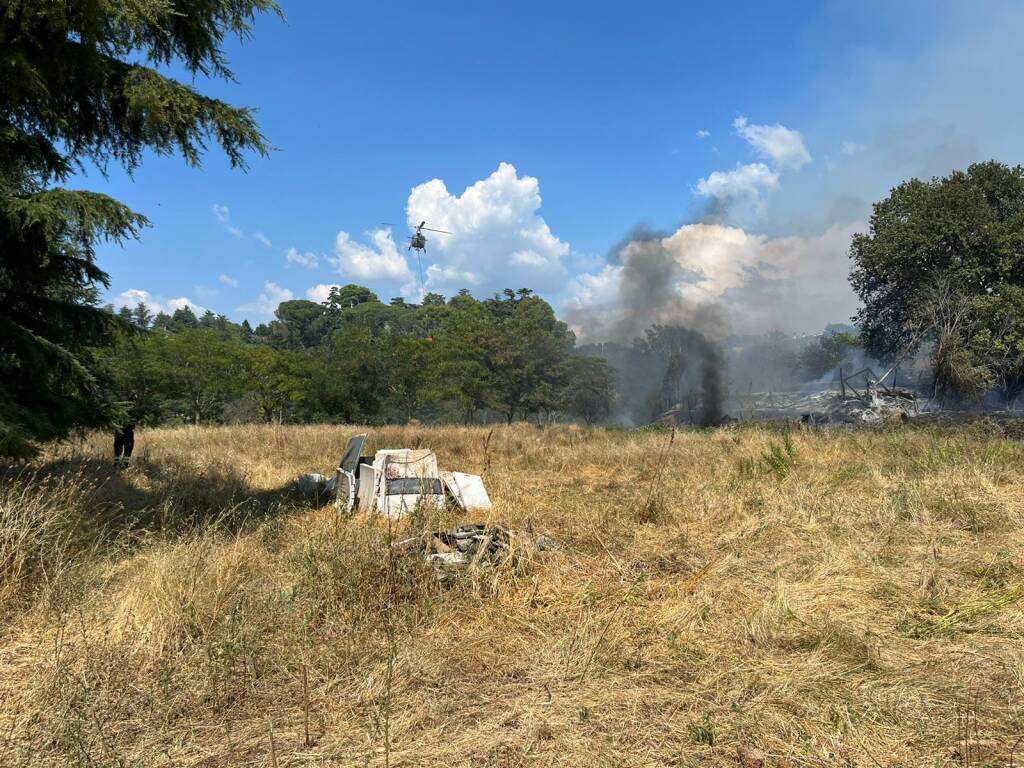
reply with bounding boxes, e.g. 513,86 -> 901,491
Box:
420,227 -> 452,234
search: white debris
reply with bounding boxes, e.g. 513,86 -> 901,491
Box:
296,433 -> 492,518
439,471 -> 492,513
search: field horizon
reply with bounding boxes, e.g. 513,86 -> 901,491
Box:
2,422 -> 1023,766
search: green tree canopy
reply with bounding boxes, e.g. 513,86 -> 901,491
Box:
564,356 -> 616,425
263,300 -> 327,349
239,344 -> 310,423
851,161 -> 1024,359
325,284 -> 379,310
101,284 -> 619,428
151,328 -> 246,425
488,294 -> 576,422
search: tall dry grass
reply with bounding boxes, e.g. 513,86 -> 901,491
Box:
1,422 -> 1023,766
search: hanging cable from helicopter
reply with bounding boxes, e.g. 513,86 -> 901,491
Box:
405,221 -> 451,299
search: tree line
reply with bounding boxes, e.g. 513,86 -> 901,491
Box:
102,287 -> 616,428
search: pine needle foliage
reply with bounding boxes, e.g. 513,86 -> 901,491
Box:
0,0 -> 278,458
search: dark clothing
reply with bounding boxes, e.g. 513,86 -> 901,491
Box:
114,424 -> 135,465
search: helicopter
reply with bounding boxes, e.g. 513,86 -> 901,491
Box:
378,220 -> 453,301
407,220 -> 451,253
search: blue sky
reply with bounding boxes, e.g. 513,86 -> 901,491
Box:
96,1 -> 1024,338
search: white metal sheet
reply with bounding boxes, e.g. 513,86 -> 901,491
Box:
440,471 -> 492,512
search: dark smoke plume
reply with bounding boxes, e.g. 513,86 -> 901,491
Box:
630,325 -> 723,425
606,225 -> 728,344
700,343 -> 723,426
596,227 -> 729,425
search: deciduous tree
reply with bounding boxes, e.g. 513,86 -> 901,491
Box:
851,161 -> 1024,402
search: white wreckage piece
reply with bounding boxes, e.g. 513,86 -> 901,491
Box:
296,433 -> 492,519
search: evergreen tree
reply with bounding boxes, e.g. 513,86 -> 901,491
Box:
198,309 -> 220,328
170,306 -> 199,330
151,312 -> 174,332
0,1 -> 276,457
132,302 -> 153,330
425,292 -> 499,421
488,294 -> 576,422
325,284 -> 379,310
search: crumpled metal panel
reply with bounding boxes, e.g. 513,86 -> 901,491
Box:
440,471 -> 492,512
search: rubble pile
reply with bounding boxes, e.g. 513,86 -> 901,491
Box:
818,388 -> 918,425
723,386 -> 920,426
393,523 -> 554,578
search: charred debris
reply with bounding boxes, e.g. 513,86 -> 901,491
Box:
657,364 -> 919,427
583,321 -> 930,429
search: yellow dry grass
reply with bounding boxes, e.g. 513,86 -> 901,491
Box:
2,422 -> 1024,767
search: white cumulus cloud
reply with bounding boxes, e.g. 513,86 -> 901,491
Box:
733,116 -> 812,170
116,289 -> 207,316
325,163 -> 571,300
695,162 -> 779,201
254,231 -> 273,247
405,162 -> 570,295
218,274 -> 239,288
305,284 -> 341,303
424,264 -> 482,286
235,281 -> 294,319
696,129 -> 711,139
285,247 -> 320,269
331,228 -> 415,288
564,265 -> 623,314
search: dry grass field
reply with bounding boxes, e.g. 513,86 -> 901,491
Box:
1,422 -> 1023,767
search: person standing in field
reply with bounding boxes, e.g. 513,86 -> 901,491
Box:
114,422 -> 135,468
